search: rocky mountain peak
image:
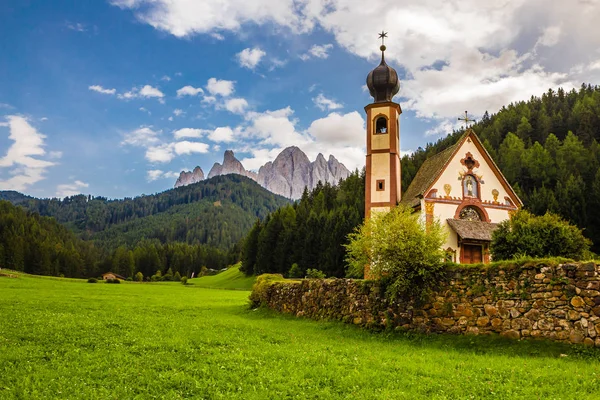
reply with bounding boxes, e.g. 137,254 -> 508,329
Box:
175,147 -> 351,199
174,166 -> 205,188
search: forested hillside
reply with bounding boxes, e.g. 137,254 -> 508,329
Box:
245,84 -> 600,278
5,174 -> 289,251
241,170 -> 364,278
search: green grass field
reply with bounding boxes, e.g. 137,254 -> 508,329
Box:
1,272 -> 599,399
188,263 -> 255,290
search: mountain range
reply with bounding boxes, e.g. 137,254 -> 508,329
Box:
175,146 -> 351,199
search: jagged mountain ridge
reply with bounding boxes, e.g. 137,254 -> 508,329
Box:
175,146 -> 351,199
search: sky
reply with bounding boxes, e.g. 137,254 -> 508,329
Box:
1,0 -> 600,199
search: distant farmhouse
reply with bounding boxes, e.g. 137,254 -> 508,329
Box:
363,35 -> 522,265
102,272 -> 125,281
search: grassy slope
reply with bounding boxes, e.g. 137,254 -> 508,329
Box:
1,274 -> 599,399
188,263 -> 255,290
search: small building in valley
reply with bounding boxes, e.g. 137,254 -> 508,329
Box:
102,272 -> 125,281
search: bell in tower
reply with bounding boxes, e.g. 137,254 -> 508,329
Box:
364,31 -> 402,218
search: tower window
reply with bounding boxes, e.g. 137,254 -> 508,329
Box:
376,179 -> 385,191
375,117 -> 388,134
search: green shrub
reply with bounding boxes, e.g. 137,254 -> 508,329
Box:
305,268 -> 326,279
87,278 -> 97,283
288,263 -> 303,278
125,277 -> 132,281
134,271 -> 144,282
181,276 -> 188,285
150,275 -> 160,282
491,210 -> 592,261
174,271 -> 182,281
163,268 -> 174,281
105,278 -> 121,284
249,274 -> 285,307
345,204 -> 446,301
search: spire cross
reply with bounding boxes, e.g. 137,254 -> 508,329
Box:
378,31 -> 388,47
458,110 -> 476,128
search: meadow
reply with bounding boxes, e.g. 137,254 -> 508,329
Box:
1,271 -> 600,399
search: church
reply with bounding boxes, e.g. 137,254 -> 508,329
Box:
364,35 -> 522,264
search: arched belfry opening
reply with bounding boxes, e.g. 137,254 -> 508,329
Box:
375,116 -> 388,133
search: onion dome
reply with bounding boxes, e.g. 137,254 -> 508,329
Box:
366,44 -> 400,103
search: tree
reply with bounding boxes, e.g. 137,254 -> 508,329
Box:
490,210 -> 591,261
345,205 -> 446,301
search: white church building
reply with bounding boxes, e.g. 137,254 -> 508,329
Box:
363,36 -> 522,265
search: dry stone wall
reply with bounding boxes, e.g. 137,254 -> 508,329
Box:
253,262 -> 600,346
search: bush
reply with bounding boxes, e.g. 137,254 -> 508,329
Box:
174,271 -> 182,281
305,268 -> 326,279
134,271 -> 144,282
181,276 -> 188,285
125,277 -> 132,281
163,268 -> 174,281
345,204 -> 446,301
87,278 -> 97,283
491,210 -> 592,261
150,275 -> 160,282
288,263 -> 303,278
249,274 -> 285,307
105,278 -> 121,284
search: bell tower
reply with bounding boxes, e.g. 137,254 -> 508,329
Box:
365,32 -> 402,218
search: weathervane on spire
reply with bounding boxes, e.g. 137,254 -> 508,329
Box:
458,110 -> 476,129
378,31 -> 388,51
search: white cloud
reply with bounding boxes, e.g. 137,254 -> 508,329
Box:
0,116 -> 56,191
139,107 -> 151,115
202,95 -> 217,104
173,128 -> 210,139
224,98 -> 248,114
110,0 -> 310,37
313,93 -> 343,111
66,22 -> 86,32
89,85 -> 116,95
117,85 -> 164,100
139,85 -> 164,98
56,180 -> 89,198
173,108 -> 185,116
121,126 -> 162,147
307,111 -> 364,147
300,43 -> 333,60
209,127 -> 235,143
40,117 -> 48,121
206,78 -> 235,97
146,141 -> 209,163
147,169 -> 179,182
176,85 -> 204,97
161,75 -> 171,81
48,151 -> 63,159
237,47 -> 266,69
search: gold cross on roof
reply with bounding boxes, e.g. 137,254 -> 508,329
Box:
378,31 -> 388,46
458,111 -> 476,128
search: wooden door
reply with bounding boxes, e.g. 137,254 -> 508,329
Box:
462,244 -> 483,264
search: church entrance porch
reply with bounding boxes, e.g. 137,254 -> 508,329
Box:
446,219 -> 499,264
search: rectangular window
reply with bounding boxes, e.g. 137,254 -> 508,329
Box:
376,179 -> 385,191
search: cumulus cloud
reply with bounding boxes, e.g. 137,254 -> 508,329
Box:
307,111 -> 364,147
173,128 -> 210,139
176,85 -> 204,97
117,85 -> 164,100
206,78 -> 235,97
313,93 -> 343,111
300,44 -> 333,61
237,47 -> 266,69
145,141 -> 209,163
147,169 -> 179,182
56,180 -> 89,198
0,116 -> 56,191
224,98 -> 248,114
173,109 -> 185,117
209,127 -> 235,143
89,85 -> 116,95
121,126 -> 162,147
161,75 -> 171,81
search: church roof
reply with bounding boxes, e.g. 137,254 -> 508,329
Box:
446,219 -> 499,242
401,129 -> 523,208
401,140 -> 461,207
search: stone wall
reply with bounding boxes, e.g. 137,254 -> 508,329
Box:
252,262 -> 600,346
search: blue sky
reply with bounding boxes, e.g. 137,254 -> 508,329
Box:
1,1 -> 599,198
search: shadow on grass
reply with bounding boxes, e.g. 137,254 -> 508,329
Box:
246,306 -> 600,362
